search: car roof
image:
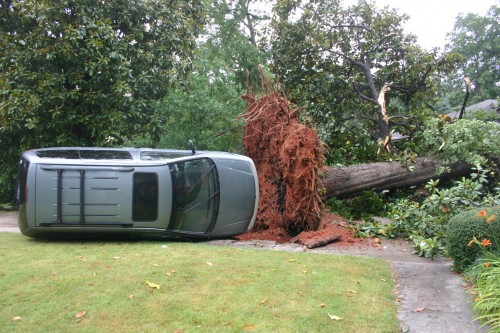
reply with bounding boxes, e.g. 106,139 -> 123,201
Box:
22,147 -> 244,166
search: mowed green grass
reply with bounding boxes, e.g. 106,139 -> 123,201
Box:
0,233 -> 398,332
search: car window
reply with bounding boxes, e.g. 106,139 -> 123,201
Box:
168,158 -> 219,233
133,173 -> 158,221
140,151 -> 191,160
35,150 -> 132,159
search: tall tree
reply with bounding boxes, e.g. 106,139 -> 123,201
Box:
204,0 -> 271,89
152,50 -> 246,152
443,4 -> 499,107
0,0 -> 205,201
148,0 -> 273,153
271,0 -> 458,160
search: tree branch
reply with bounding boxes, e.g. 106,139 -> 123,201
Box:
325,24 -> 371,36
458,77 -> 471,119
351,81 -> 377,104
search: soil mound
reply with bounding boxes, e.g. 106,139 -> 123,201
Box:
236,212 -> 368,248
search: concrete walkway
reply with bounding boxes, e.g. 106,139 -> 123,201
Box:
0,211 -> 19,233
1,212 -> 488,332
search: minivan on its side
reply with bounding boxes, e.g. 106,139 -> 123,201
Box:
16,147 -> 259,239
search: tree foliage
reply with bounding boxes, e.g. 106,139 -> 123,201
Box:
420,118 -> 500,172
271,0 -> 459,162
150,52 -> 246,152
0,0 -> 205,201
147,0 -> 275,153
204,0 -> 270,89
443,4 -> 500,107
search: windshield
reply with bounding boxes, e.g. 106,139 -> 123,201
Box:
168,158 -> 219,233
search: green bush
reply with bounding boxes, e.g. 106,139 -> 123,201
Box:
445,207 -> 500,273
386,164 -> 499,258
327,190 -> 385,220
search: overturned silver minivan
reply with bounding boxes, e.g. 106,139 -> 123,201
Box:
16,147 -> 258,239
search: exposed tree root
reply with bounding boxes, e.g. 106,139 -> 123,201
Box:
241,92 -> 324,235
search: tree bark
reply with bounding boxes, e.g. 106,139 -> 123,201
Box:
321,157 -> 473,199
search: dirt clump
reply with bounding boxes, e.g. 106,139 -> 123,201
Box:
236,212 -> 370,248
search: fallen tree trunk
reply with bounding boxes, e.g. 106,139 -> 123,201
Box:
321,157 -> 473,199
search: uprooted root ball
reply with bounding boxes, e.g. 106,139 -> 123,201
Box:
242,92 -> 324,235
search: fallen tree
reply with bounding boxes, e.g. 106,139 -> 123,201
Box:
241,90 -> 495,242
321,158 -> 473,199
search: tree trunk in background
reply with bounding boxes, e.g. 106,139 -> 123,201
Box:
321,157 -> 473,199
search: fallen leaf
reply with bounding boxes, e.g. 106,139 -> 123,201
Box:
75,310 -> 87,319
288,258 -> 296,262
440,205 -> 450,213
320,303 -> 326,308
380,278 -> 386,282
206,262 -> 213,266
347,290 -> 357,293
146,281 -> 160,289
113,256 -> 121,260
303,270 -> 308,274
12,316 -> 22,321
152,264 -> 160,267
327,313 -> 343,320
128,294 -> 134,299
260,299 -> 267,304
243,325 -> 257,331
412,307 -> 425,313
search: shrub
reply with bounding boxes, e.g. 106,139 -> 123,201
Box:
466,252 -> 500,331
445,207 -> 500,273
327,190 -> 385,220
421,118 -> 500,173
385,165 -> 499,258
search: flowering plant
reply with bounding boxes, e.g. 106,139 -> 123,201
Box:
465,209 -> 499,269
445,206 -> 500,273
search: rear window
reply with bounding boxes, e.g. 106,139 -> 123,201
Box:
16,158 -> 30,206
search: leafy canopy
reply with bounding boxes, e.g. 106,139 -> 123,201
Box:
203,0 -> 271,89
443,4 -> 500,106
0,0 -> 205,200
270,0 -> 459,163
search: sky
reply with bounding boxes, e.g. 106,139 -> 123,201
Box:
349,0 -> 497,50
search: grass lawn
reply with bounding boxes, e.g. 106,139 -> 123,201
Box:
0,233 -> 398,332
